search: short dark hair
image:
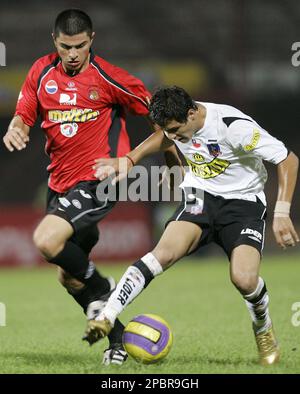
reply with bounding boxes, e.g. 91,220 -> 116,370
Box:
149,86 -> 198,127
54,9 -> 93,38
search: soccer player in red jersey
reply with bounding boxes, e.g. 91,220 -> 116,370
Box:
3,9 -> 179,365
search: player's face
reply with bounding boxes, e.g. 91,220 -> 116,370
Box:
53,31 -> 95,74
163,108 -> 202,143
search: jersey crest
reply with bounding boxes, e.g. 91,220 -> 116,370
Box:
207,143 -> 222,157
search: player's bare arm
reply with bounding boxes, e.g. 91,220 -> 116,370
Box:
3,115 -> 30,152
94,129 -> 174,184
273,151 -> 299,249
159,144 -> 185,190
145,117 -> 185,189
148,114 -> 184,178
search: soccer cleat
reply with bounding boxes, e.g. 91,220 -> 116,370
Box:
254,324 -> 280,365
106,276 -> 116,292
102,344 -> 128,366
83,317 -> 113,345
82,276 -> 116,344
86,276 -> 116,320
86,299 -> 107,321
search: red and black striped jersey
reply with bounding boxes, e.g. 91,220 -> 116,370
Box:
15,51 -> 150,193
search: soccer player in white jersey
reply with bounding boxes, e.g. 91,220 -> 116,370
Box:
87,86 -> 299,365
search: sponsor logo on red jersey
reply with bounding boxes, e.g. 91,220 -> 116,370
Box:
45,80 -> 58,94
48,108 -> 99,123
60,123 -> 78,138
66,81 -> 77,91
59,93 -> 77,105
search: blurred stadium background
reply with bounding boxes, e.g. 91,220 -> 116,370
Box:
0,0 -> 299,266
0,0 -> 300,374
0,0 -> 300,266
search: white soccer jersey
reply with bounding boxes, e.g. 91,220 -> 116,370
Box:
175,102 -> 288,205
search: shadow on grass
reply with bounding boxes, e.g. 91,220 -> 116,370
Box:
174,354 -> 257,367
0,351 -> 99,370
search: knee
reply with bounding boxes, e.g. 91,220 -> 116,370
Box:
57,268 -> 84,292
33,228 -> 64,260
230,271 -> 258,295
151,248 -> 177,270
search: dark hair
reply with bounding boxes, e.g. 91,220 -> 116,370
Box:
54,9 -> 93,38
149,86 -> 197,127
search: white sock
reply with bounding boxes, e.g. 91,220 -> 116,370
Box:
141,252 -> 163,276
243,277 -> 272,333
98,253 -> 163,325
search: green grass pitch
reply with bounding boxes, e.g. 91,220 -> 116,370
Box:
0,255 -> 300,374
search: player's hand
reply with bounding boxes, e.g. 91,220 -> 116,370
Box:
272,216 -> 300,249
93,157 -> 133,185
3,126 -> 29,152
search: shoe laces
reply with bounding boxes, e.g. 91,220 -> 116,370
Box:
256,330 -> 276,353
103,345 -> 128,365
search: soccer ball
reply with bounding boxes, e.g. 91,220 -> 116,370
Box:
122,314 -> 173,364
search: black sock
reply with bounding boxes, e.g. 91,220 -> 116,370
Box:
108,319 -> 125,346
70,283 -> 125,346
49,241 -> 110,295
50,241 -> 125,347
68,285 -> 95,313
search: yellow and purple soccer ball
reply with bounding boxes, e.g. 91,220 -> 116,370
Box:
122,314 -> 173,364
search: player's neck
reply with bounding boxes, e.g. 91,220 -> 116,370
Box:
195,103 -> 207,131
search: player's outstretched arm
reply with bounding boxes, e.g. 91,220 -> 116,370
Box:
272,151 -> 300,249
148,115 -> 184,183
3,115 -> 30,152
94,129 -> 173,184
159,144 -> 185,190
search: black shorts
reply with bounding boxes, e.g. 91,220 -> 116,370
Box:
167,189 -> 267,260
46,180 -> 117,255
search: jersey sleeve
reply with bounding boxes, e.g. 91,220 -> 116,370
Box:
227,119 -> 288,164
106,65 -> 150,116
14,61 -> 39,126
